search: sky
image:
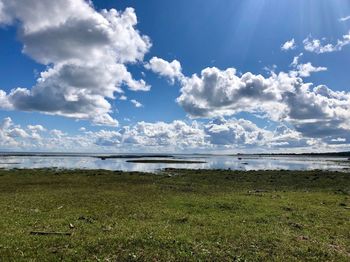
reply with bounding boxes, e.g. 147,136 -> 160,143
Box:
0,0 -> 350,153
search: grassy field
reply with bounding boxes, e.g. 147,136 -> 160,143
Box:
0,168 -> 349,261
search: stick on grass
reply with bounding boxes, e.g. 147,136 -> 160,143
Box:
30,231 -> 72,236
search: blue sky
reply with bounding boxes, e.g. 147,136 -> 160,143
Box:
0,0 -> 350,152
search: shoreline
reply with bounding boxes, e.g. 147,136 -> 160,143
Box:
1,167 -> 350,173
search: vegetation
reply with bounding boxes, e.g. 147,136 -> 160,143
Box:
0,168 -> 349,261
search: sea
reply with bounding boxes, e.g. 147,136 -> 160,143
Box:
0,152 -> 349,173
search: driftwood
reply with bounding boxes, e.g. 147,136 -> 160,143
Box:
30,231 -> 72,236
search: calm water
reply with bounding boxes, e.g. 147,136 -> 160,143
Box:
0,154 -> 349,172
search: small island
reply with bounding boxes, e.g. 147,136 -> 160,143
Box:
126,159 -> 207,164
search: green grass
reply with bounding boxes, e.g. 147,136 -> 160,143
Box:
0,168 -> 349,261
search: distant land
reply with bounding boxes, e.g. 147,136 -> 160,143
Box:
0,151 -> 350,158
235,151 -> 350,157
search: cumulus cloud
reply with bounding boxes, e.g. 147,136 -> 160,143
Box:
0,0 -> 151,126
292,62 -> 327,77
289,53 -> 327,77
205,117 -> 268,146
0,117 -> 42,148
116,120 -> 207,149
303,32 -> 350,54
0,90 -> 12,109
50,129 -> 66,138
8,127 -> 29,138
157,58 -> 349,143
145,57 -> 183,83
0,117 -> 204,151
0,117 -> 12,129
205,117 -> 315,149
142,54 -> 349,144
27,124 -> 46,132
177,67 -> 285,120
130,99 -> 143,108
1,117 -> 348,152
281,39 -> 297,51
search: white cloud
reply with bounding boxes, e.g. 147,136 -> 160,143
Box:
303,32 -> 350,54
1,117 -> 348,152
0,117 -> 12,129
8,127 -> 29,138
331,137 -> 346,142
145,57 -> 183,83
205,117 -> 268,146
172,63 -> 350,142
204,117 -> 314,149
281,39 -> 296,51
0,117 -> 43,148
177,67 -> 285,120
130,99 -> 143,108
0,117 -> 207,151
290,53 -> 327,77
339,16 -> 350,22
27,124 -> 46,132
0,0 -> 151,126
142,55 -> 350,143
119,95 -> 128,101
293,62 -> 327,77
50,129 -> 66,138
117,120 -> 207,148
0,90 -> 12,109
291,53 -> 303,67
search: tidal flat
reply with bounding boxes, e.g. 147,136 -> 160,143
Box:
0,169 -> 349,261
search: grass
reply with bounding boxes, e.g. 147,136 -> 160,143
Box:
0,168 -> 349,261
